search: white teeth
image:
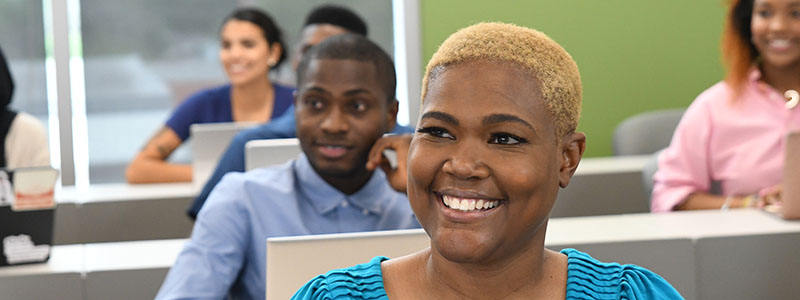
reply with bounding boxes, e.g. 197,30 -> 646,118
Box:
770,39 -> 791,49
229,64 -> 247,72
442,195 -> 500,212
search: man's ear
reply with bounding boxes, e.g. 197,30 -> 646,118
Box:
558,132 -> 586,188
385,99 -> 399,132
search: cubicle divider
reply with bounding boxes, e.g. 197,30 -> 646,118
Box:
695,231 -> 800,300
53,183 -> 197,245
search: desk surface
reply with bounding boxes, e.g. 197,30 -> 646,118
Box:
573,155 -> 650,175
56,182 -> 198,204
84,239 -> 185,272
0,244 -> 83,277
546,209 -> 800,245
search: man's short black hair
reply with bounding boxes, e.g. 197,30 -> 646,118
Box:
297,33 -> 397,101
296,34 -> 395,102
303,5 -> 368,36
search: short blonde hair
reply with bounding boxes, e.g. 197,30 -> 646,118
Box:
421,22 -> 582,137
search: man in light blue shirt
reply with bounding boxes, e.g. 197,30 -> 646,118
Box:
156,34 -> 420,300
187,5 -> 414,219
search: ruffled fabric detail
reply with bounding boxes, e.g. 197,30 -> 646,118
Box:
562,248 -> 684,300
291,256 -> 389,300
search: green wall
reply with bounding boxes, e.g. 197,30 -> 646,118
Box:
420,0 -> 727,157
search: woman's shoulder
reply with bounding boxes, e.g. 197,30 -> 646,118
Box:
9,112 -> 46,133
561,248 -> 684,300
291,256 -> 389,300
691,81 -> 734,105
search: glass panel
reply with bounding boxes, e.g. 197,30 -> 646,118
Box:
0,0 -> 49,140
257,0 -> 398,113
79,0 -> 235,183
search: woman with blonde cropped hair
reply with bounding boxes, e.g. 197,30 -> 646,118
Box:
292,22 -> 682,299
652,0 -> 800,212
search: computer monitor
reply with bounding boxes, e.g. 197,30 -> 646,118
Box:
780,131 -> 800,219
190,122 -> 255,188
0,167 -> 58,266
265,228 -> 429,299
244,138 -> 301,171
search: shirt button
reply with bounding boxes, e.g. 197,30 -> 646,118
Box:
340,201 -> 349,208
362,209 -> 369,215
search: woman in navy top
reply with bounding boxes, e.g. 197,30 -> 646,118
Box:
294,23 -> 682,299
126,8 -> 293,183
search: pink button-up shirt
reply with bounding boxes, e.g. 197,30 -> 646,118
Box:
651,69 -> 800,212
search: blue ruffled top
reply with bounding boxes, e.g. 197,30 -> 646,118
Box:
291,248 -> 684,299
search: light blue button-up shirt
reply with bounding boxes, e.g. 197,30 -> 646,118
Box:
156,154 -> 420,300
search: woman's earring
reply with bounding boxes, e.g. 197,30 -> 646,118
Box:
785,90 -> 799,110
268,60 -> 276,67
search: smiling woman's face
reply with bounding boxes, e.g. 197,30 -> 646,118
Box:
408,60 -> 565,263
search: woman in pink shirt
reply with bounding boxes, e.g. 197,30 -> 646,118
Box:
652,0 -> 800,212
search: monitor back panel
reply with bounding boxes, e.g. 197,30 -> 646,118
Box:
190,122 -> 254,187
782,131 -> 800,219
0,207 -> 54,266
244,138 -> 301,171
266,229 -> 429,299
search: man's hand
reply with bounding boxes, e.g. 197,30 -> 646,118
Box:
366,134 -> 412,193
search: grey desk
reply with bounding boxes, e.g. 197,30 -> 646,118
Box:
47,156 -> 652,245
267,209 -> 800,299
4,210 -> 800,300
54,183 -> 198,244
83,239 -> 184,300
0,245 -> 84,300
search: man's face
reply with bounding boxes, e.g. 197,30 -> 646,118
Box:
294,58 -> 397,178
291,24 -> 350,71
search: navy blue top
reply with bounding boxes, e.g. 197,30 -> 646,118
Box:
165,83 -> 294,141
292,249 -> 684,299
186,110 -> 414,219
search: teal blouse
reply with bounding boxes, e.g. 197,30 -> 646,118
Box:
291,248 -> 684,299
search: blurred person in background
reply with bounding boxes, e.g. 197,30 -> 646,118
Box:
186,4 -> 413,219
652,0 -> 800,212
0,46 -> 49,169
126,7 -> 292,183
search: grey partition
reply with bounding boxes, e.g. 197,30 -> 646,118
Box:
696,231 -> 800,300
553,238 -> 696,300
73,196 -> 194,244
84,268 -> 169,300
0,273 -> 84,300
53,201 -> 81,245
552,168 -> 649,217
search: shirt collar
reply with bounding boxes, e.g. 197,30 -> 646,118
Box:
294,153 -> 390,215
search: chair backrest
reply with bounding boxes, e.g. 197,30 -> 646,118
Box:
612,109 -> 684,156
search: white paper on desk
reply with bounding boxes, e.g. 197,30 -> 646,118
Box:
0,170 -> 14,207
2,234 -> 50,264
